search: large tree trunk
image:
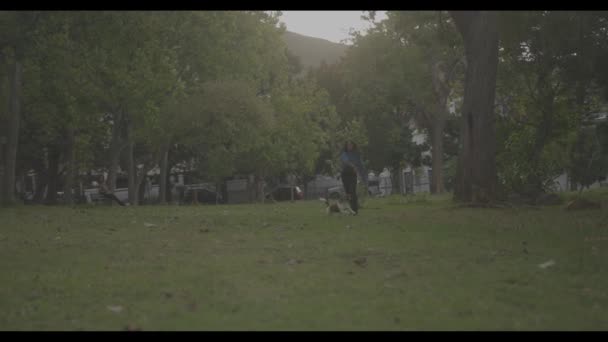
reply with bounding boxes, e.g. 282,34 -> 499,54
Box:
45,148 -> 60,205
256,175 -> 265,203
450,11 -> 500,204
430,118 -> 446,194
159,143 -> 170,205
128,138 -> 159,206
32,158 -> 48,203
428,59 -> 452,195
63,128 -> 76,205
134,163 -> 151,206
107,111 -> 124,192
127,140 -> 137,205
0,62 -> 6,204
0,136 -> 5,203
2,54 -> 22,205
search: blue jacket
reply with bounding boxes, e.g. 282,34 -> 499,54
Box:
340,151 -> 367,183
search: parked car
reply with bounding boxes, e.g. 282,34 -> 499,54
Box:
265,185 -> 304,201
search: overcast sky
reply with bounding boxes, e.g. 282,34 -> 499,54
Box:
279,11 -> 388,45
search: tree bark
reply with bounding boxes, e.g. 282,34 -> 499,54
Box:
159,143 -> 170,205
127,140 -> 136,205
63,127 -> 76,205
430,118 -> 446,194
256,175 -> 265,203
134,162 -> 152,206
2,53 -> 22,205
32,158 -> 48,203
450,11 -> 500,204
45,148 -> 60,205
0,137 -> 4,203
107,111 -> 124,192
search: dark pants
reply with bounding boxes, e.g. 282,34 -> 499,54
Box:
341,169 -> 358,213
102,193 -> 126,206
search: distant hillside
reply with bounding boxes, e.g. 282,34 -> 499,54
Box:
282,31 -> 348,71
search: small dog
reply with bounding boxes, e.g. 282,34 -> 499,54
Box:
319,196 -> 356,215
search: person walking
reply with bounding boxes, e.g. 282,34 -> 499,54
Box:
340,140 -> 367,215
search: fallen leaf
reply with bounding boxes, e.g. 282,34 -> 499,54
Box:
538,260 -> 555,269
286,259 -> 303,265
107,305 -> 123,313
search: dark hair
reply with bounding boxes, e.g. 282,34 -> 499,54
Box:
343,140 -> 358,152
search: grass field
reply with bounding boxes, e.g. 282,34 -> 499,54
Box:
1,191 -> 607,330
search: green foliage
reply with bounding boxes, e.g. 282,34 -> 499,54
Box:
567,125 -> 608,190
265,77 -> 338,178
316,25 -> 426,173
178,80 -> 275,181
7,10 -> 608,204
496,123 -> 573,195
6,11 -> 345,200
311,11 -> 464,183
495,11 -> 608,196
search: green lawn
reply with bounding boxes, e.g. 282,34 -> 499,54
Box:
1,191 -> 607,330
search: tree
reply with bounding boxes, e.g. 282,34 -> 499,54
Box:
0,11 -> 41,205
265,77 -> 339,183
180,80 -> 275,196
149,11 -> 290,204
450,11 -> 500,204
23,12 -> 105,205
325,27 -> 424,178
495,11 -> 608,197
317,12 -> 463,194
383,11 -> 464,194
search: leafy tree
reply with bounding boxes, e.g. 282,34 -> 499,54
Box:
496,11 -> 608,197
567,122 -> 608,191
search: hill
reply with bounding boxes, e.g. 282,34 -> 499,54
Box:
281,31 -> 348,71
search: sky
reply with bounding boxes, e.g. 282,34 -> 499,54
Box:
279,11 -> 388,45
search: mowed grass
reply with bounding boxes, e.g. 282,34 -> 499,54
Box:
1,191 -> 608,330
